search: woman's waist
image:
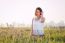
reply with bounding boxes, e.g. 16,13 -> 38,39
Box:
33,28 -> 43,30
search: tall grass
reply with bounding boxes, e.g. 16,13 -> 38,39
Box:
0,27 -> 65,43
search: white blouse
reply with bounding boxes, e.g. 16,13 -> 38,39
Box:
32,17 -> 44,35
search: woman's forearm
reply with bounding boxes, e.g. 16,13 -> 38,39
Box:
41,17 -> 45,23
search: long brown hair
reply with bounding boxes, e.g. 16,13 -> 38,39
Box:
35,7 -> 43,16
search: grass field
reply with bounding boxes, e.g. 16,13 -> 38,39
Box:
0,27 -> 65,43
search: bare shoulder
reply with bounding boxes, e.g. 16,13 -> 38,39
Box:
32,18 -> 34,20
32,17 -> 36,20
32,17 -> 35,22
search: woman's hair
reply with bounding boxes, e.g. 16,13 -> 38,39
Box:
35,7 -> 43,15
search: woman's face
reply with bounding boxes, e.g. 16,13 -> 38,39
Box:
35,10 -> 41,17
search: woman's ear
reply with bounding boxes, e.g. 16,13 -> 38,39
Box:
41,12 -> 43,15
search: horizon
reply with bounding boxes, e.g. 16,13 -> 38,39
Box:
0,21 -> 65,27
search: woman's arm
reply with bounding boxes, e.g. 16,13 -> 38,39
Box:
31,18 -> 33,35
41,17 -> 45,23
40,14 -> 45,23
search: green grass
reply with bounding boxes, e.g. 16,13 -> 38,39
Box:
0,27 -> 65,43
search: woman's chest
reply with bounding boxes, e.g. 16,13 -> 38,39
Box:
33,20 -> 43,29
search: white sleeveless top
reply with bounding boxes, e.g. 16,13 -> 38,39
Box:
32,17 -> 44,35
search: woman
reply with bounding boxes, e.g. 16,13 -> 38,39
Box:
32,7 -> 45,43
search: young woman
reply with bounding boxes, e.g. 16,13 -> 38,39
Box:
32,7 -> 45,42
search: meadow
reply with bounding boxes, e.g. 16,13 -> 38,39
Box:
0,26 -> 65,43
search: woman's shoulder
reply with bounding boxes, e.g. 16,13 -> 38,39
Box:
32,17 -> 36,20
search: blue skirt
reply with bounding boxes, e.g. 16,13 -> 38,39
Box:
32,30 -> 44,36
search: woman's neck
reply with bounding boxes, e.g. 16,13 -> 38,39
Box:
35,16 -> 41,20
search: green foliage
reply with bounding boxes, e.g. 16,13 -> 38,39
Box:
0,27 -> 65,43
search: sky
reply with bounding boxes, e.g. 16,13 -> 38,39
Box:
0,0 -> 65,24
